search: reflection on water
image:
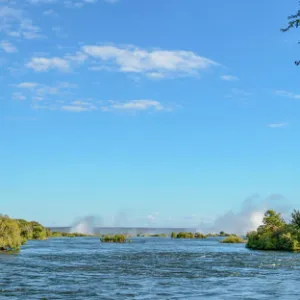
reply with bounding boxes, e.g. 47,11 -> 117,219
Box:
0,237 -> 299,299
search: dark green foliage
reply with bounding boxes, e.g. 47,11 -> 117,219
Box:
0,216 -> 22,251
30,221 -> 47,240
171,232 -> 177,238
17,219 -> 33,244
51,231 -> 93,238
220,235 -> 245,244
194,232 -> 206,239
291,209 -> 300,229
100,234 -> 128,243
246,210 -> 300,252
262,210 -> 285,230
171,232 -> 207,239
176,232 -> 194,239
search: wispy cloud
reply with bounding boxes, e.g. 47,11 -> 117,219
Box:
12,92 -> 27,101
0,40 -> 17,53
104,0 -> 119,3
26,57 -> 71,72
0,6 -> 43,39
220,75 -> 238,81
275,90 -> 300,99
28,0 -> 115,6
15,81 -> 77,101
267,122 -> 288,129
27,44 -> 219,78
101,100 -> 163,111
82,44 -> 218,78
226,88 -> 252,98
61,101 -> 97,112
43,9 -> 58,16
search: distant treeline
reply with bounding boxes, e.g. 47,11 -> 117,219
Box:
170,231 -> 233,239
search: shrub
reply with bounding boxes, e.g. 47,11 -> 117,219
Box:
100,234 -> 128,243
220,235 -> 245,243
246,210 -> 300,252
0,216 -> 22,251
194,232 -> 206,239
30,221 -> 47,240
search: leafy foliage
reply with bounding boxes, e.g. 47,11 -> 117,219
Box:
246,210 -> 300,252
30,221 -> 47,240
291,209 -> 300,229
220,235 -> 245,244
100,234 -> 128,243
0,216 -> 22,251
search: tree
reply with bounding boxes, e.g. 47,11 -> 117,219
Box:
17,219 -> 33,244
281,6 -> 300,65
262,210 -> 285,231
0,216 -> 22,250
30,221 -> 47,240
291,209 -> 300,229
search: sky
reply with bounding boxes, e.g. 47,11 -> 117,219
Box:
1,0 -> 300,228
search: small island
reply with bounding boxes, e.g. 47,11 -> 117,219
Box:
246,209 -> 300,252
220,235 -> 245,243
100,234 -> 129,243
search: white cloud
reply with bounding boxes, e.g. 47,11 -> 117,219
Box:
82,45 -> 218,78
15,81 -> 76,101
17,82 -> 39,89
26,57 -> 70,72
27,44 -> 218,78
28,0 -> 57,3
221,75 -> 238,81
61,103 -> 96,112
0,40 -> 17,53
101,99 -> 171,112
0,6 -> 43,39
226,88 -> 252,98
12,92 -> 26,100
43,9 -> 58,16
267,122 -> 288,129
275,90 -> 300,99
104,0 -> 119,3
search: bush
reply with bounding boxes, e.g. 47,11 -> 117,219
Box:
0,216 -> 22,251
100,234 -> 128,243
17,219 -> 33,244
171,232 -> 194,239
50,231 -> 93,238
194,232 -> 206,239
30,221 -> 47,240
246,210 -> 300,252
220,235 -> 245,243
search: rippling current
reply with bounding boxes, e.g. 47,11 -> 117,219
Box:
1,237 -> 300,299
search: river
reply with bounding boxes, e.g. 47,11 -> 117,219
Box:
0,237 -> 299,299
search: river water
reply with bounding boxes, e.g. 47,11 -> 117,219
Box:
0,237 -> 299,299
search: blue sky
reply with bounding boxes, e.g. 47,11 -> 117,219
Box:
1,0 -> 300,228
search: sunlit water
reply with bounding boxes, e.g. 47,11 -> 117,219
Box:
1,237 -> 300,299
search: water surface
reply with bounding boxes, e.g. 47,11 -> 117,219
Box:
1,237 -> 299,299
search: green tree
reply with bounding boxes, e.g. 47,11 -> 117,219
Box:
30,221 -> 47,240
0,216 -> 22,250
262,210 -> 285,231
17,219 -> 33,244
291,209 -> 300,229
